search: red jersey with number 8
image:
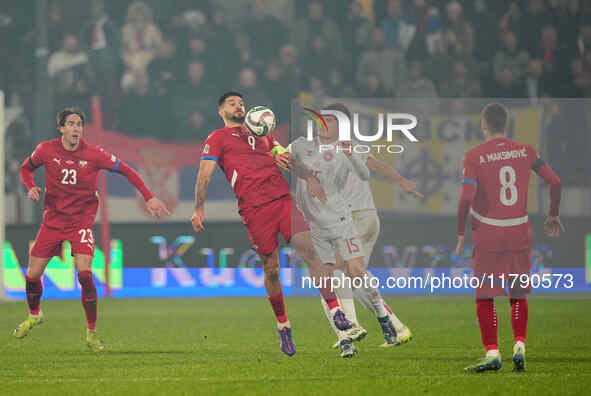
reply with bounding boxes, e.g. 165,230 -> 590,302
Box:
201,126 -> 289,212
462,137 -> 540,251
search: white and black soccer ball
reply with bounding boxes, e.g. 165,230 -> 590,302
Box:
244,106 -> 276,137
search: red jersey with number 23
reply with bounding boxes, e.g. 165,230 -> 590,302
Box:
30,138 -> 121,230
201,125 -> 290,212
462,137 -> 540,251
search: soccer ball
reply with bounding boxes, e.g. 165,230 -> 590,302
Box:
244,106 -> 276,137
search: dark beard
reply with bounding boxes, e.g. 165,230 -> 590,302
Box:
229,115 -> 245,124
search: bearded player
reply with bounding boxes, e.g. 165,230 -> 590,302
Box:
191,92 -> 352,357
15,108 -> 170,351
457,103 -> 563,372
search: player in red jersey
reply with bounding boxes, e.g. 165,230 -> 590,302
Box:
456,103 -> 563,372
191,92 -> 352,356
14,108 -> 169,351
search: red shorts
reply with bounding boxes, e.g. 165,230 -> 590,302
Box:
31,222 -> 96,258
473,247 -> 531,298
240,195 -> 309,255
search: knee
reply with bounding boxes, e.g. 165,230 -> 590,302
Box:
263,257 -> 281,282
77,270 -> 94,286
346,260 -> 366,279
25,268 -> 43,280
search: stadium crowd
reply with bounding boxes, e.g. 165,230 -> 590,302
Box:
0,0 -> 589,173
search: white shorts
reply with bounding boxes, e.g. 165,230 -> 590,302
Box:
352,209 -> 380,267
311,221 -> 364,265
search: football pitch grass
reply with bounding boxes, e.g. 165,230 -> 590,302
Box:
2,295 -> 591,395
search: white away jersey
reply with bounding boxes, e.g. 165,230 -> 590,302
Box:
343,144 -> 375,211
290,137 -> 369,229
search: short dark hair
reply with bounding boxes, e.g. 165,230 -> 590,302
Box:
482,103 -> 508,134
218,91 -> 243,107
57,107 -> 85,129
322,103 -> 351,119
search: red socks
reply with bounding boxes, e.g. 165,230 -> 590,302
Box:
510,298 -> 528,344
268,292 -> 288,323
317,277 -> 340,310
25,275 -> 43,315
476,298 -> 498,351
78,271 -> 97,330
476,298 -> 529,352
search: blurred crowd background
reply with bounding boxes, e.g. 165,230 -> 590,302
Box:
0,0 -> 590,179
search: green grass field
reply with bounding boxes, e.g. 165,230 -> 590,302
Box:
2,295 -> 591,395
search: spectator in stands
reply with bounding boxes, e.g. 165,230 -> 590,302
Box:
48,34 -> 93,117
207,7 -> 240,86
427,29 -> 477,86
243,0 -> 287,60
118,70 -> 170,139
236,35 -> 260,72
175,106 -> 214,141
444,1 -> 474,55
382,0 -> 406,50
262,60 -> 292,123
121,1 -> 162,92
537,25 -> 559,75
342,1 -> 373,81
278,44 -> 301,95
397,61 -> 438,98
302,35 -> 335,82
491,66 -> 524,97
359,74 -> 383,97
303,75 -> 327,99
577,24 -> 591,58
291,1 -> 344,63
404,0 -> 442,61
439,60 -> 481,97
79,0 -> 120,128
469,0 -> 498,62
558,0 -> 584,53
171,60 -> 215,135
520,0 -> 552,55
237,67 -> 271,108
148,37 -> 178,98
327,68 -> 357,98
493,31 -> 529,85
357,28 -> 407,96
523,59 -> 550,104
567,56 -> 591,97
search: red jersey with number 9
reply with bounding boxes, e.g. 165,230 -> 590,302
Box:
30,138 -> 121,230
462,137 -> 540,251
201,125 -> 289,212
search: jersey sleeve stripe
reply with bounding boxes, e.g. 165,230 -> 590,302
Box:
110,158 -> 121,172
461,178 -> 477,185
202,155 -> 219,162
29,156 -> 41,169
532,158 -> 546,172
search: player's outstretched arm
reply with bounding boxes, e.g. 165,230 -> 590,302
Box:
116,161 -> 170,218
533,158 -> 564,237
20,157 -> 42,201
191,159 -> 216,232
366,156 -> 424,198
